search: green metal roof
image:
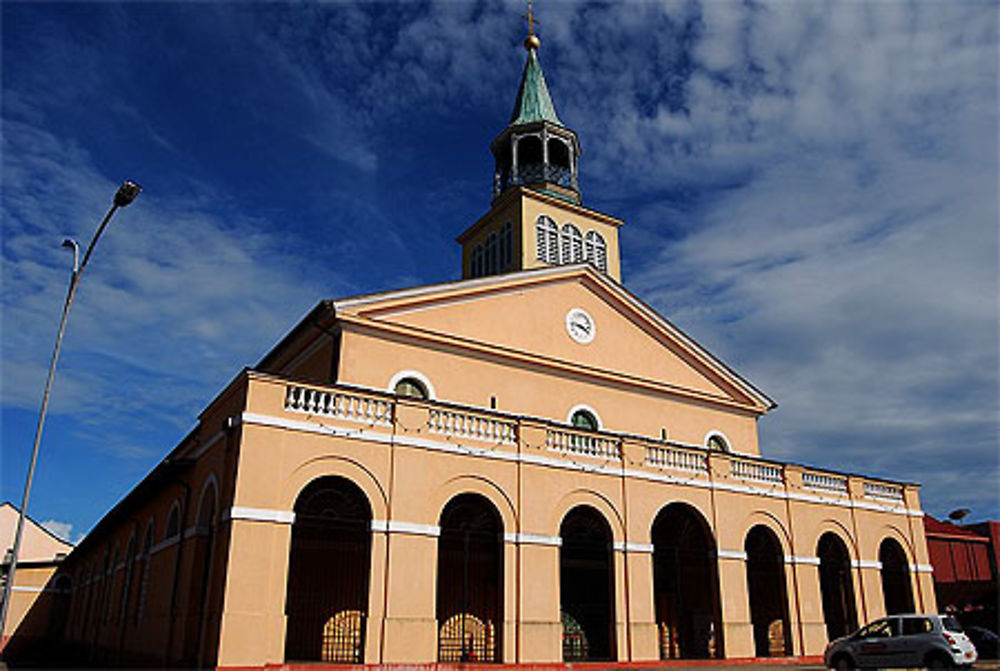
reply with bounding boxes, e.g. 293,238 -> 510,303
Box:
508,49 -> 563,127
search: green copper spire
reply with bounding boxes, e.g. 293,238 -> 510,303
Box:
508,48 -> 563,127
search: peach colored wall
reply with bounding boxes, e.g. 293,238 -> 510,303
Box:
338,327 -> 760,454
206,373 -> 930,667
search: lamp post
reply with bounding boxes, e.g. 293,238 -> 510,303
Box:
0,180 -> 142,639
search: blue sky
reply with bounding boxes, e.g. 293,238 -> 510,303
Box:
2,1 -> 997,544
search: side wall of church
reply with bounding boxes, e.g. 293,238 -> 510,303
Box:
10,377 -> 249,668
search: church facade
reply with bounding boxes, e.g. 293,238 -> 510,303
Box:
4,29 -> 934,670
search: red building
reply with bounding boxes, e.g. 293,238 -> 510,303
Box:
923,515 -> 998,629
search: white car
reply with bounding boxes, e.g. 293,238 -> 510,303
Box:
824,614 -> 978,669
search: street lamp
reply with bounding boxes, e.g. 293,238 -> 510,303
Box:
0,180 -> 142,639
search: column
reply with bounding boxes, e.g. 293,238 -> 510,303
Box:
516,537 -> 562,662
623,543 -> 658,661
380,525 -> 439,663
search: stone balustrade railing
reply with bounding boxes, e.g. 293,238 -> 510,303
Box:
429,407 -> 518,445
285,384 -> 393,426
731,459 -> 783,484
802,471 -> 849,494
546,426 -> 621,461
278,381 -> 910,505
645,444 -> 708,473
863,481 -> 904,502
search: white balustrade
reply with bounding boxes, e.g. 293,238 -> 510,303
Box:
645,444 -> 708,473
731,459 -> 783,484
864,481 -> 904,502
285,385 -> 393,426
546,428 -> 621,461
428,408 -> 517,445
802,472 -> 849,494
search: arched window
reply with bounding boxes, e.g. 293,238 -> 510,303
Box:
165,503 -> 181,540
486,232 -> 498,275
707,435 -> 730,452
561,224 -> 583,264
537,216 -> 558,264
570,409 -> 598,431
119,534 -> 136,624
394,377 -> 428,400
584,231 -> 607,273
136,521 -> 154,624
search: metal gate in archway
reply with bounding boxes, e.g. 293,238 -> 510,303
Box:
284,477 -> 371,663
436,494 -> 503,663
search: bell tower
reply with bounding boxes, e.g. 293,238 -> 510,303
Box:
457,12 -> 623,283
490,28 -> 582,205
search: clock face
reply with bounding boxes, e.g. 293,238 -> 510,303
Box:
565,308 -> 596,344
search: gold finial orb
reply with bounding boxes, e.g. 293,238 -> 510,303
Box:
524,33 -> 540,51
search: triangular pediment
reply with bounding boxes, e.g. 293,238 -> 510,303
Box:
334,266 -> 774,413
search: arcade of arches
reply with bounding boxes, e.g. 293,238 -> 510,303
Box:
278,474 -> 927,665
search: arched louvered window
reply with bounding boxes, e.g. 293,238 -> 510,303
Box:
486,232 -> 498,275
501,222 -> 512,269
584,231 -> 607,273
561,224 -> 583,264
536,216 -> 558,264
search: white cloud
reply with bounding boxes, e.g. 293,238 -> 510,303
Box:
1,118 -> 346,441
40,519 -> 77,544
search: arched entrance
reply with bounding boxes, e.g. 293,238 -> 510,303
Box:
436,494 -> 503,662
879,538 -> 914,615
559,506 -> 616,662
651,503 -> 722,659
284,477 -> 372,663
817,533 -> 858,640
745,526 -> 791,657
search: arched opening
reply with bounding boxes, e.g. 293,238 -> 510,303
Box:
652,503 -> 722,659
817,533 -> 858,641
184,483 -> 218,667
436,494 -> 503,662
394,377 -> 428,400
517,135 -> 544,183
548,138 -> 570,170
879,538 -> 914,615
570,409 -> 598,431
285,477 -> 372,663
560,506 -> 616,661
745,525 -> 791,657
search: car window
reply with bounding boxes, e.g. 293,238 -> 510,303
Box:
942,616 -> 964,633
902,618 -> 932,635
858,619 -> 894,638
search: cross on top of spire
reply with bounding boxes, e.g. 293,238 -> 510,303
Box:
523,0 -> 541,51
